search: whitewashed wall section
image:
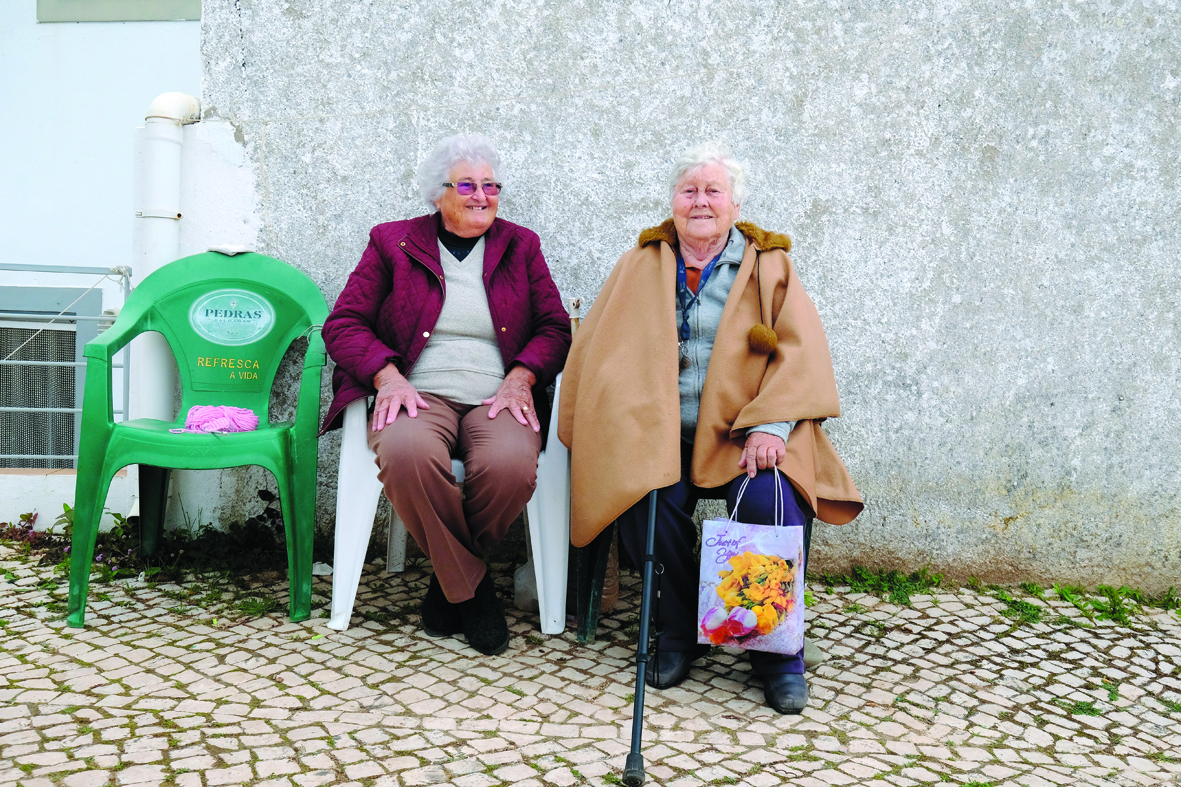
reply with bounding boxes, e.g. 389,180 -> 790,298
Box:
188,0 -> 1181,590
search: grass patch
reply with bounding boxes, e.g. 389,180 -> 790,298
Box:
1159,699 -> 1181,713
235,595 -> 278,617
1019,581 -> 1044,597
993,589 -> 1042,625
1058,699 -> 1102,716
820,566 -> 943,606
1053,583 -> 1180,625
857,620 -> 888,639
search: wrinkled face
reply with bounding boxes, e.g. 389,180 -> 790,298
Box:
671,162 -> 740,248
435,160 -> 498,238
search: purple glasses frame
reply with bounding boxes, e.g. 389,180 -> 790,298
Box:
443,181 -> 503,196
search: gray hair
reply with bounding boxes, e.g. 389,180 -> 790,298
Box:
668,143 -> 747,207
416,133 -> 502,209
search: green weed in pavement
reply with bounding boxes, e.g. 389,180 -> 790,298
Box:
235,595 -> 278,617
857,620 -> 888,638
1053,582 -> 1179,624
1019,581 -> 1044,597
1058,699 -> 1102,716
993,589 -> 1042,624
819,565 -> 943,606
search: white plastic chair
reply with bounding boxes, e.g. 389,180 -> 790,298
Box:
326,374 -> 570,635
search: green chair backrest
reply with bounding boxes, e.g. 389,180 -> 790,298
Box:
118,252 -> 328,422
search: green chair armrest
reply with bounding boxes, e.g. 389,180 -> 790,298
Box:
302,331 -> 327,368
79,353 -> 115,428
83,317 -> 142,361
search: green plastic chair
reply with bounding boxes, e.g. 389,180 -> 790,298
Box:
66,251 -> 328,628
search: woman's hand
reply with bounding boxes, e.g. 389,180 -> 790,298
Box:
483,366 -> 540,432
738,432 -> 786,478
372,364 -> 429,431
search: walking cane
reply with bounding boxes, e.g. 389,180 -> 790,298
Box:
622,489 -> 659,786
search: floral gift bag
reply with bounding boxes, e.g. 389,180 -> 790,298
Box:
697,473 -> 805,654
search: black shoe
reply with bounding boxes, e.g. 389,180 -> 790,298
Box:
645,645 -> 708,690
420,574 -> 462,638
460,574 -> 510,656
763,673 -> 808,714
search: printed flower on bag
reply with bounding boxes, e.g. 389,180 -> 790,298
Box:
701,606 -> 757,643
701,551 -> 796,643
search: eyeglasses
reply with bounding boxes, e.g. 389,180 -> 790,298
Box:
443,180 -> 503,196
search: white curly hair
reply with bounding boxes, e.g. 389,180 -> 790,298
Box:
667,142 -> 747,207
416,133 -> 503,209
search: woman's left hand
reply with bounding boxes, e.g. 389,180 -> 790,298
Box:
483,366 -> 540,432
738,432 -> 786,478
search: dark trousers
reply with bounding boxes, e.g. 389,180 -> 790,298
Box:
616,444 -> 812,677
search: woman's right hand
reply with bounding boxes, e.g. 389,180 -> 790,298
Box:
372,364 -> 429,431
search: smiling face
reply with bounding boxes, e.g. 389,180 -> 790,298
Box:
671,162 -> 740,252
435,160 -> 498,238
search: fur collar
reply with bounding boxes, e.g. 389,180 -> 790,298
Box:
637,218 -> 791,253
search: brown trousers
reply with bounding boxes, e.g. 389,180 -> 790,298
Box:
368,394 -> 541,603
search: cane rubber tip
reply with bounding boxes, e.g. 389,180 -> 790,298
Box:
622,753 -> 645,786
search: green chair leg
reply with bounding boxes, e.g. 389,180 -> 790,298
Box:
277,466 -> 313,622
66,466 -> 115,628
574,522 -> 615,644
137,465 -> 170,557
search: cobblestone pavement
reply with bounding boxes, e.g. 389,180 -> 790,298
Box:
2,543 -> 1181,787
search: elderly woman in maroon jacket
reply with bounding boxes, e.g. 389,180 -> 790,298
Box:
321,134 -> 571,656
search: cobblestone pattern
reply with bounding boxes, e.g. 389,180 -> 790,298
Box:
2,544 -> 1180,787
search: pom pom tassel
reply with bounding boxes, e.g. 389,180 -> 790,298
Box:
747,323 -> 778,354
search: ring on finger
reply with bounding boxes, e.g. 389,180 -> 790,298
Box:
522,405 -> 530,412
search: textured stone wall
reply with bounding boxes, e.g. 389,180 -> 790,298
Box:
202,0 -> 1180,590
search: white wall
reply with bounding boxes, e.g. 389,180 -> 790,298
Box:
198,0 -> 1181,591
0,3 -> 200,527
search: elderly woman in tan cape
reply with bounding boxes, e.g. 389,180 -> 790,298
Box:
558,143 -> 862,714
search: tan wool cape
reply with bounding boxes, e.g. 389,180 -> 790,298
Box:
558,219 -> 863,548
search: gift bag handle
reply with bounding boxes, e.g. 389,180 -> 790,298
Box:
727,469 -> 785,528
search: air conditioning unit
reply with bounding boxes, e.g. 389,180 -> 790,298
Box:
0,286 -> 102,470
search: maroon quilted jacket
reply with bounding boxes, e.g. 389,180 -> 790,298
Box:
320,213 -> 572,433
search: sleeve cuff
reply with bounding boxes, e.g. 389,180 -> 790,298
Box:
746,421 -> 795,443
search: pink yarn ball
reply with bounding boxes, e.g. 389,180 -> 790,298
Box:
179,405 -> 259,433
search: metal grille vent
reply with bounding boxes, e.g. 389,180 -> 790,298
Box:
0,326 -> 75,469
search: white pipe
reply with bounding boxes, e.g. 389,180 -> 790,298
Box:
134,92 -> 200,422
